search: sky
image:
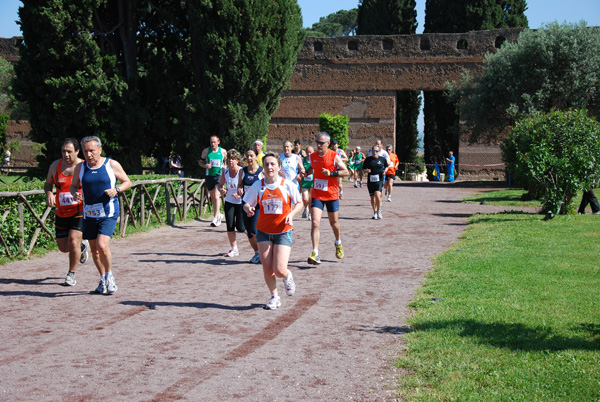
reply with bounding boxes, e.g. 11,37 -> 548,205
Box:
1,0 -> 599,38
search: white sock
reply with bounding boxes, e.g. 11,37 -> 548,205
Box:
313,249 -> 319,255
335,240 -> 342,246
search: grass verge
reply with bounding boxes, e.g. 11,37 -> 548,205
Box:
462,188 -> 542,209
397,212 -> 600,401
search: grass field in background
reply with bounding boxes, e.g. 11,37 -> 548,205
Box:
397,203 -> 600,400
462,187 -> 543,209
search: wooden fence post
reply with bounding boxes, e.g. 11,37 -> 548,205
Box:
17,198 -> 24,254
165,182 -> 171,225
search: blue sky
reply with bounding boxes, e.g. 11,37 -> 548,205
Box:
1,0 -> 599,37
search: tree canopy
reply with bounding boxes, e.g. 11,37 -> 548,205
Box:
357,0 -> 417,35
14,0 -> 304,175
449,21 -> 600,141
305,9 -> 358,37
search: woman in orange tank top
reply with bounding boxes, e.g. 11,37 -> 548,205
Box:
243,153 -> 303,310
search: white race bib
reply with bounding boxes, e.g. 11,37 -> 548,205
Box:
84,203 -> 106,218
314,178 -> 328,191
262,198 -> 283,214
304,174 -> 313,181
210,159 -> 221,168
58,192 -> 77,206
369,174 -> 380,182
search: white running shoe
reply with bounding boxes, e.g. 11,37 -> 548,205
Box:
215,215 -> 222,227
372,212 -> 378,220
387,195 -> 391,202
225,248 -> 239,257
264,294 -> 281,310
249,251 -> 261,264
210,217 -> 218,227
377,210 -> 382,219
307,213 -> 311,221
283,272 -> 296,296
95,278 -> 107,294
354,181 -> 358,188
80,240 -> 89,264
106,275 -> 118,294
64,272 -> 76,286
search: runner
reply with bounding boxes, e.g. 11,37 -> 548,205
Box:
306,132 -> 349,265
353,146 -> 365,188
347,148 -> 355,185
300,145 -> 314,220
330,140 -> 348,200
70,136 -> 132,294
239,148 -> 264,264
219,149 -> 245,257
242,153 -> 303,310
384,144 -> 400,202
254,139 -> 266,167
279,140 -> 305,187
293,139 -> 307,158
43,138 -> 89,286
200,136 -> 227,227
363,145 -> 388,220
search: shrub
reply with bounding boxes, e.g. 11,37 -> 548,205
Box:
318,113 -> 350,151
501,109 -> 600,217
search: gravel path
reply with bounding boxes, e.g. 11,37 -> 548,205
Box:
0,182 -> 535,401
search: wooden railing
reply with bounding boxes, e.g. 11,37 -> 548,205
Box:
0,177 -> 209,257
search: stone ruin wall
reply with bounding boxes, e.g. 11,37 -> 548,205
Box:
270,28 -> 523,180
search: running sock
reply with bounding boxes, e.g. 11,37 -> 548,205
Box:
335,240 -> 342,246
312,249 -> 319,255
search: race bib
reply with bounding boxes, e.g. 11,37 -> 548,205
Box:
304,174 -> 313,182
369,174 -> 380,182
244,185 -> 250,193
58,192 -> 78,206
210,159 -> 221,168
84,203 -> 106,218
314,178 -> 328,191
262,198 -> 283,214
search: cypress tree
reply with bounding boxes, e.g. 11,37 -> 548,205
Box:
357,0 -> 421,175
423,0 -> 528,173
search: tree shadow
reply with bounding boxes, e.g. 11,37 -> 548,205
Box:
413,319 -> 600,351
120,300 -> 264,311
0,277 -> 60,285
352,325 -> 413,335
0,289 -> 88,297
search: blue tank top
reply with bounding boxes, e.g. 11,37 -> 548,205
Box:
80,158 -> 119,219
242,166 -> 263,208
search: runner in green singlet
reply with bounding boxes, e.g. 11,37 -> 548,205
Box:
201,135 -> 227,227
300,145 -> 314,220
353,146 -> 365,188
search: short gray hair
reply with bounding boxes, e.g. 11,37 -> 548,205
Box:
81,136 -> 102,148
316,132 -> 330,142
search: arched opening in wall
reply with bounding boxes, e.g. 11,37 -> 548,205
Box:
423,90 -> 460,181
456,39 -> 468,50
314,41 -> 323,52
382,39 -> 393,51
347,40 -> 358,51
495,36 -> 506,49
420,38 -> 431,51
394,90 -> 424,181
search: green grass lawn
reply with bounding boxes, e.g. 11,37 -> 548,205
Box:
462,188 -> 543,209
397,195 -> 600,400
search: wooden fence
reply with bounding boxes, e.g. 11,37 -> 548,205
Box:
0,177 -> 209,257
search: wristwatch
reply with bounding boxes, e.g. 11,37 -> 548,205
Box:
116,187 -> 121,194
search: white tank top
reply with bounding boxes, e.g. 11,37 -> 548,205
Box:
224,168 -> 242,205
280,153 -> 299,185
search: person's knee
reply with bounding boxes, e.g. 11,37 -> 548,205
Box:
56,239 -> 69,253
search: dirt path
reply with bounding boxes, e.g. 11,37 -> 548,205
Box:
0,182 -> 536,401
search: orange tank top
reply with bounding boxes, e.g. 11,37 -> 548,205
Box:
310,149 -> 339,201
256,178 -> 293,234
387,152 -> 399,175
53,159 -> 83,217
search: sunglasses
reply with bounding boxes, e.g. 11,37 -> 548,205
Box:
316,141 -> 327,145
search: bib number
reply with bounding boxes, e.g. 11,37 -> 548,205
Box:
58,192 -> 77,206
84,203 -> 106,218
369,174 -> 380,182
210,159 -> 221,168
314,178 -> 328,191
262,198 -> 283,214
304,174 -> 313,182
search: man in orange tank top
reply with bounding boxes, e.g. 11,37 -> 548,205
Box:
44,138 -> 89,286
304,132 -> 349,265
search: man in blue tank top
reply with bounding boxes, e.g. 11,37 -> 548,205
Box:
70,136 -> 132,295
